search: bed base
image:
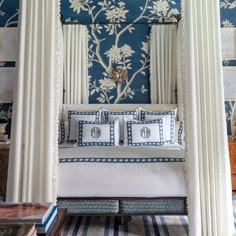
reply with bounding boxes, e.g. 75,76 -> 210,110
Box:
57,197 -> 187,215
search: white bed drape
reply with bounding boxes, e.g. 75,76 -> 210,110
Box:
6,0 -> 61,202
63,25 -> 88,104
176,23 -> 184,122
183,0 -> 234,235
150,25 -> 177,104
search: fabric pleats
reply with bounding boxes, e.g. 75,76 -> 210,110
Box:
6,0 -> 61,202
63,25 -> 88,104
150,25 -> 177,104
182,0 -> 234,235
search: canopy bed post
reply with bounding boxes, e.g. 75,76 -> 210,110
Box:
182,0 -> 234,235
6,0 -> 62,202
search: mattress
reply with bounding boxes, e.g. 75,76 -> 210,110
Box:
57,145 -> 186,198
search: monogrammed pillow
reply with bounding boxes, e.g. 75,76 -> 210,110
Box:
68,111 -> 100,142
123,117 -> 164,146
77,118 -> 119,146
139,109 -> 176,144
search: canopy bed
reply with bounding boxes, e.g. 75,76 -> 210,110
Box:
57,104 -> 186,215
57,14 -> 185,214
6,0 -> 234,235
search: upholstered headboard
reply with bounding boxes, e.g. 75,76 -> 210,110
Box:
62,104 -> 178,120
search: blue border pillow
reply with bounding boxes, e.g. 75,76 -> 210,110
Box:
140,110 -> 176,144
68,111 -> 100,143
124,117 -> 164,146
78,119 -> 119,146
102,110 -> 138,141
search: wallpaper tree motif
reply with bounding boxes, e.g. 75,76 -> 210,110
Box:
0,0 -> 18,27
88,23 -> 150,104
63,0 -> 181,103
1,0 -> 236,131
1,0 -> 235,103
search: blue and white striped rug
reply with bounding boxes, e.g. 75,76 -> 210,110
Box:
61,215 -> 189,236
61,197 -> 236,236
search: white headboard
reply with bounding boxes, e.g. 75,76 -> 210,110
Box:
62,104 -> 178,120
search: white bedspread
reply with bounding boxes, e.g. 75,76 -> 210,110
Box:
58,146 -> 186,198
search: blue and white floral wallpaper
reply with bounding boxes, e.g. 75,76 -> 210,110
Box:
0,103 -> 12,138
87,24 -> 151,103
1,0 -> 236,132
220,1 -> 236,135
0,0 -> 17,138
61,0 -> 181,104
221,0 -> 236,67
221,0 -> 236,27
1,0 -> 235,28
225,101 -> 235,135
0,0 -> 18,27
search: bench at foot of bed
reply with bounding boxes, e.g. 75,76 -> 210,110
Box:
57,198 -> 187,215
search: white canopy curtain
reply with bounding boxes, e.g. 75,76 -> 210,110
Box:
150,24 -> 177,104
183,0 -> 234,235
176,23 -> 184,122
63,24 -> 88,104
6,0 -> 61,202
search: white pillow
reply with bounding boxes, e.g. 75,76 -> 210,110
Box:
102,109 -> 138,141
68,111 -> 100,142
139,108 -> 176,144
77,118 -> 120,146
123,117 -> 164,146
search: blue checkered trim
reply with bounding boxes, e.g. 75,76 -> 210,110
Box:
104,111 -> 138,122
127,120 -> 164,146
78,120 -> 115,146
59,157 -> 185,163
178,121 -> 184,145
68,111 -> 100,143
60,120 -> 65,144
140,110 -> 175,144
